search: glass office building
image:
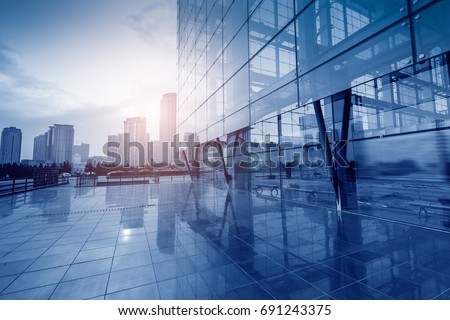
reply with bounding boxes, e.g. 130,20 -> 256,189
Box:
177,0 -> 450,231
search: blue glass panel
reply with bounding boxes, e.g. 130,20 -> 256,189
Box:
296,0 -> 408,76
249,0 -> 295,57
207,87 -> 224,123
223,0 -> 248,48
251,80 -> 298,123
224,64 -> 250,115
414,0 -> 450,61
224,23 -> 249,81
298,20 -> 412,105
250,22 -> 296,101
224,107 -> 251,133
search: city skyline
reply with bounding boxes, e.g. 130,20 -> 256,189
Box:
0,126 -> 22,164
0,0 -> 177,159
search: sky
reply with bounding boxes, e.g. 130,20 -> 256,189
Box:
0,0 -> 177,159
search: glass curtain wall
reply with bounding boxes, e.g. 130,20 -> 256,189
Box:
178,0 -> 450,231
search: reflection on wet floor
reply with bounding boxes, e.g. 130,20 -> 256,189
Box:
0,181 -> 450,300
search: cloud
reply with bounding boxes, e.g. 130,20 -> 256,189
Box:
0,41 -> 82,119
125,1 -> 176,45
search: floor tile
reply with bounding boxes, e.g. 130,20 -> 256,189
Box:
27,252 -> 77,272
107,264 -> 156,293
74,246 -> 115,263
158,274 -> 215,299
106,283 -> 160,300
62,258 -> 112,281
51,274 -> 109,300
293,264 -> 356,293
329,282 -> 392,300
4,266 -> 69,293
0,284 -> 57,300
153,257 -> 196,282
216,283 -> 274,300
0,258 -> 35,277
258,273 -> 324,299
111,251 -> 152,272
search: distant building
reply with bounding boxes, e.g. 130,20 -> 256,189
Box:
51,124 -> 75,164
159,93 -> 177,164
123,117 -> 147,167
34,124 -> 75,164
72,143 -> 90,164
107,134 -> 124,165
33,134 -> 47,162
86,156 -> 110,168
0,127 -> 22,164
105,133 -> 124,165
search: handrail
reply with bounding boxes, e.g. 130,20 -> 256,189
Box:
0,176 -> 69,197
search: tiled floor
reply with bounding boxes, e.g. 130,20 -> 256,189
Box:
0,179 -> 450,299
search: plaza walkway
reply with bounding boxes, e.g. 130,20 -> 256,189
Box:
0,179 -> 450,299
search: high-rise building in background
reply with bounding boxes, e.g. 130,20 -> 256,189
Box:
46,126 -> 54,162
34,124 -> 75,164
0,127 -> 22,164
160,93 -> 177,142
33,134 -> 47,162
72,143 -> 90,164
177,0 -> 450,232
123,117 -> 147,167
159,93 -> 177,164
51,124 -> 74,164
107,134 -> 124,165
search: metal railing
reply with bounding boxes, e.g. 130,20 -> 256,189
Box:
75,171 -> 191,187
0,176 -> 70,197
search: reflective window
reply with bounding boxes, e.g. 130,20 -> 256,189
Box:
208,120 -> 224,139
409,0 -> 435,11
206,24 -> 223,71
207,55 -> 224,97
195,73 -> 207,107
349,54 -> 450,139
223,0 -> 248,48
207,87 -> 224,123
249,0 -> 295,57
249,0 -> 264,15
299,20 -> 412,106
196,104 -> 207,133
295,0 -> 312,14
251,80 -> 298,123
296,0 -> 407,75
207,0 -> 222,42
224,64 -> 250,115
414,0 -> 450,62
224,107 -> 250,133
224,23 -> 249,81
250,22 -> 296,101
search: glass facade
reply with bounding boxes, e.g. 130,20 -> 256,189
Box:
177,0 -> 450,231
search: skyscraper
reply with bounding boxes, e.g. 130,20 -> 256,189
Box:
72,143 -> 90,164
159,93 -> 177,164
51,124 -> 75,164
160,93 -> 177,142
123,117 -> 147,167
107,134 -> 124,165
0,127 -> 22,164
33,134 -> 47,162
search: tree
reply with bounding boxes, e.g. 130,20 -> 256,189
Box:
61,161 -> 72,173
85,162 -> 95,173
